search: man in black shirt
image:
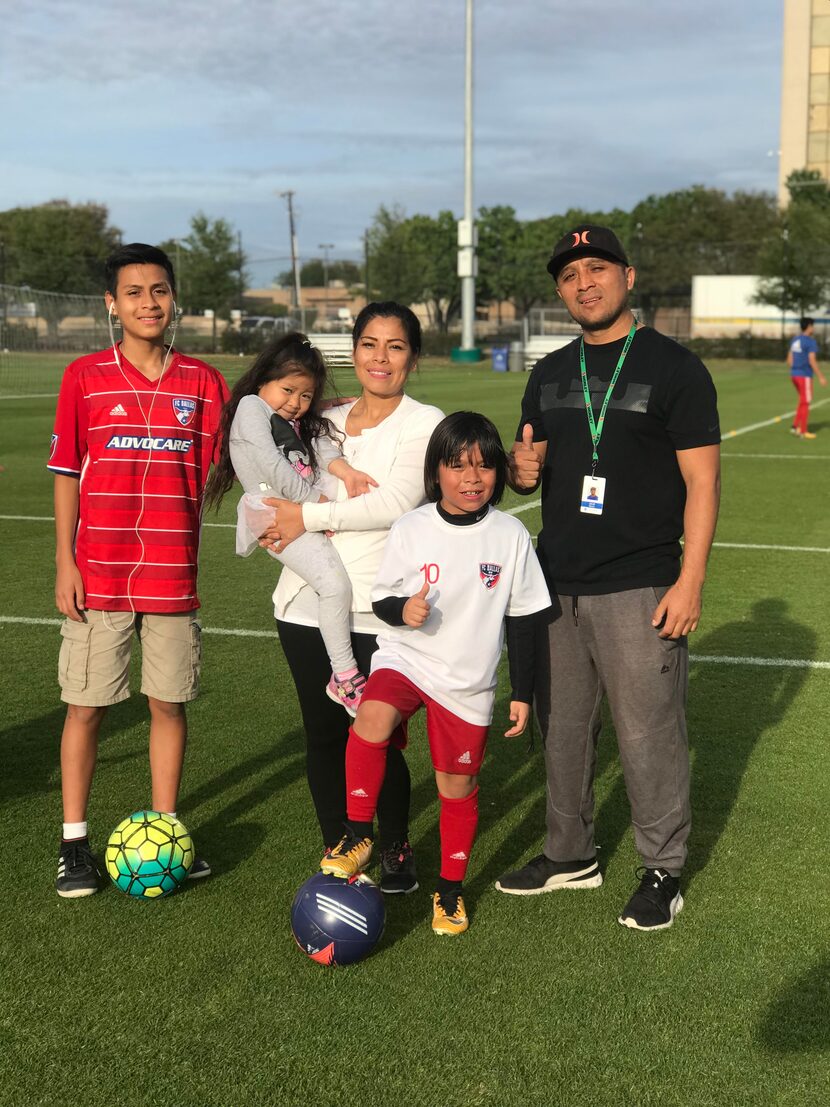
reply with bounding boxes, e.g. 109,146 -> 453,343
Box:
496,224 -> 721,930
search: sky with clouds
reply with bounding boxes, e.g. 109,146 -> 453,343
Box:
1,0 -> 783,285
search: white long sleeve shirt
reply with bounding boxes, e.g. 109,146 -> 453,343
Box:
273,393 -> 444,632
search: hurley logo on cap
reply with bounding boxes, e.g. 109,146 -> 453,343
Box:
546,224 -> 629,280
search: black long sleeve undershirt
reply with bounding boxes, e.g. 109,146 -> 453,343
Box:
506,610 -> 546,702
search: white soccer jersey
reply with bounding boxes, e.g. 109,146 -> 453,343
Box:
370,503 -> 551,725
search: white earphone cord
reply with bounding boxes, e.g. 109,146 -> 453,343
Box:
103,291 -> 179,632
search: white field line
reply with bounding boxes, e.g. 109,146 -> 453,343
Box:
722,396 -> 830,438
2,614 -> 827,669
0,392 -> 60,400
715,541 -> 830,553
720,452 -> 830,460
3,513 -> 828,554
0,615 -> 276,638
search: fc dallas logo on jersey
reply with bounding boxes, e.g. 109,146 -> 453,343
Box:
172,397 -> 196,426
479,562 -> 501,589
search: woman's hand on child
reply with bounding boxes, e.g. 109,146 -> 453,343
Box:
504,701 -> 530,738
403,581 -> 431,628
259,497 -> 305,554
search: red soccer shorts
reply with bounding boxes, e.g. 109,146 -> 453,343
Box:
363,668 -> 489,774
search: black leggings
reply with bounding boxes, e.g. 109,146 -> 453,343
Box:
277,619 -> 411,849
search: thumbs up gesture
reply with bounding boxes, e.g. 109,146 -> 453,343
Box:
509,423 -> 542,490
403,580 -> 431,628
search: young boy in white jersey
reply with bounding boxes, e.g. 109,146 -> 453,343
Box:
48,243 -> 229,897
321,412 -> 551,934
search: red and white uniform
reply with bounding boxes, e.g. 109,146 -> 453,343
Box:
370,503 -> 551,726
48,347 -> 230,613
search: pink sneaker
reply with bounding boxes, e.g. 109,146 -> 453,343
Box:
325,673 -> 367,717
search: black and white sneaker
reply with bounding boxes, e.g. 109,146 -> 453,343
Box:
379,841 -> 419,894
495,854 -> 602,895
56,840 -> 100,899
618,867 -> 683,931
187,857 -> 211,880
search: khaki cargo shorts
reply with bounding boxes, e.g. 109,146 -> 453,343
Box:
58,610 -> 202,707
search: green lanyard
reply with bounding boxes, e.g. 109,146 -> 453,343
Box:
579,323 -> 637,476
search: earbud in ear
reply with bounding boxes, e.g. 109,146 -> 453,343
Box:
108,302 -> 114,316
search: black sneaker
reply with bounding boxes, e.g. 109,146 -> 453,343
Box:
187,856 -> 211,880
618,867 -> 683,931
379,841 -> 419,895
56,840 -> 100,899
495,853 -> 602,895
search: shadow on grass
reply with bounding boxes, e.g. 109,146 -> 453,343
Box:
685,597 -> 814,884
756,957 -> 830,1053
179,730 -> 308,876
0,697 -> 150,810
463,595 -> 815,897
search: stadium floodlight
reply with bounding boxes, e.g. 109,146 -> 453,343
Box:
453,0 -> 481,362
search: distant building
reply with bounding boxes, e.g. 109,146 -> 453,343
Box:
690,274 -> 823,337
245,285 -> 366,329
779,0 -> 830,202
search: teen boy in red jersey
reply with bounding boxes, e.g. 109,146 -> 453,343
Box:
48,243 -> 230,897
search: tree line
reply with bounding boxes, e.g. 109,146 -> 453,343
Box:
2,172 -> 829,330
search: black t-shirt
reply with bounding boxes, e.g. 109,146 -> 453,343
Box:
516,326 -> 720,595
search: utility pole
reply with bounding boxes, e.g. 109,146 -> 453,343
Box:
318,243 -> 333,325
453,0 -> 481,361
364,231 -> 371,307
0,240 -> 6,349
279,190 -> 305,331
237,231 -> 245,311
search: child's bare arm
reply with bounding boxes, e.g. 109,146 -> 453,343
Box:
328,458 -> 378,498
504,701 -> 530,738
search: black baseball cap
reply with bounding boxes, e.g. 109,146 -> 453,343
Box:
546,224 -> 629,280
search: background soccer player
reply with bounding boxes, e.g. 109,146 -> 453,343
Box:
788,316 -> 827,439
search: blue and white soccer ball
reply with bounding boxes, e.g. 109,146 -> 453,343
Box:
291,871 -> 385,966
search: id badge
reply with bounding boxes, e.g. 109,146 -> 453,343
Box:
580,475 -> 606,515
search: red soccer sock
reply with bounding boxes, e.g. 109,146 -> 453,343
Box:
345,728 -> 389,823
439,787 -> 479,883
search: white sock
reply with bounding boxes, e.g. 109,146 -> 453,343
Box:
63,821 -> 88,841
164,811 -> 177,819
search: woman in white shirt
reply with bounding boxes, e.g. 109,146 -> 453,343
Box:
266,303 -> 444,894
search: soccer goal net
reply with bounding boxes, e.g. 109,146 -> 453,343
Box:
0,284 -> 108,397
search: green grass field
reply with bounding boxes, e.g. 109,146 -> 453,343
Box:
1,356 -> 829,1107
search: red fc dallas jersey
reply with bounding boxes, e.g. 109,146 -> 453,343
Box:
48,346 -> 230,613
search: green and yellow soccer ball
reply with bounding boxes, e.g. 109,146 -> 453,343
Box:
105,811 -> 194,899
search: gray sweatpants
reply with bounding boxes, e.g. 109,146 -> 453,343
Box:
237,494 -> 356,676
537,587 -> 690,875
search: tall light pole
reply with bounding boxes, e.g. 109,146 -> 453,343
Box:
453,0 -> 481,361
279,190 -> 305,330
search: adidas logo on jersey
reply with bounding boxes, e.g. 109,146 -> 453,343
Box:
456,751 -> 472,765
450,851 -> 468,861
350,788 -> 369,798
109,403 -> 128,416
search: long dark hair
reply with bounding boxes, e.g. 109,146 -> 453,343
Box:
423,411 -> 508,506
204,332 -> 335,510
